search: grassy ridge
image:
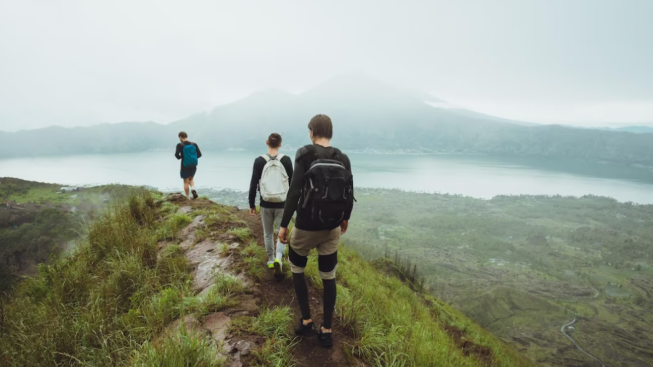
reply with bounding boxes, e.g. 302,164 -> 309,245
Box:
0,192 -> 226,366
0,178 -> 141,292
0,191 -> 532,366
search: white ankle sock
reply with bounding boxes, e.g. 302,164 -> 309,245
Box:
275,241 -> 286,261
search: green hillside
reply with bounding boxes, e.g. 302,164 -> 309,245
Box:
0,178 -> 135,292
344,189 -> 653,367
0,190 -> 533,367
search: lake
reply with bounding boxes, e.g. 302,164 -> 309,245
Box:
2,150 -> 653,203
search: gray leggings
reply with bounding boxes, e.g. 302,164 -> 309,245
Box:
260,207 -> 287,262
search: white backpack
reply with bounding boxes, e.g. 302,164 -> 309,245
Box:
259,154 -> 289,203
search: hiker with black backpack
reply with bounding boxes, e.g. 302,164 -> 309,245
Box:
278,114 -> 354,349
248,133 -> 294,279
175,131 -> 202,200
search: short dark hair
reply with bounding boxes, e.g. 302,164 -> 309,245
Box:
178,131 -> 188,138
268,133 -> 282,148
308,114 -> 333,139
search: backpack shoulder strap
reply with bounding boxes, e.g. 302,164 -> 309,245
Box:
277,153 -> 285,160
332,148 -> 343,160
261,154 -> 271,162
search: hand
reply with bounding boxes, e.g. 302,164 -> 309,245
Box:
340,220 -> 349,235
248,208 -> 256,216
278,227 -> 289,244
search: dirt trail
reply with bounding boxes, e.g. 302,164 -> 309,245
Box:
241,212 -> 365,367
162,194 -> 364,367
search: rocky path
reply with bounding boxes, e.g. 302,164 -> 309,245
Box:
160,194 -> 365,367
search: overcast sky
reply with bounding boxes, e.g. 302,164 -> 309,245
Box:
1,0 -> 652,131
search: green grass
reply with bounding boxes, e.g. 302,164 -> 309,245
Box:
241,241 -> 267,280
0,178 -> 68,204
0,192 -> 197,366
1,188 -> 537,366
302,245 -> 533,367
130,327 -> 224,367
227,227 -> 252,242
156,212 -> 192,240
345,189 -> 653,366
229,307 -> 295,367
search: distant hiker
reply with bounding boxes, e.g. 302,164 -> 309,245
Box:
278,114 -> 354,348
248,133 -> 294,279
175,131 -> 202,200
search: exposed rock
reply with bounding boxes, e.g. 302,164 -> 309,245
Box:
227,354 -> 243,367
234,340 -> 253,357
203,312 -> 232,343
186,240 -> 221,266
192,254 -> 235,292
180,215 -> 205,250
166,315 -> 208,338
224,294 -> 259,316
177,205 -> 193,214
236,272 -> 256,290
218,233 -> 238,242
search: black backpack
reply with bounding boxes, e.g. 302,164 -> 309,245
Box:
300,145 -> 354,228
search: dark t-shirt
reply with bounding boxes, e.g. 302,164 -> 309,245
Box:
249,154 -> 294,209
281,144 -> 353,231
175,141 -> 202,171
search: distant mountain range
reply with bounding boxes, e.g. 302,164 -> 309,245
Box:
600,126 -> 653,134
2,74 -> 653,167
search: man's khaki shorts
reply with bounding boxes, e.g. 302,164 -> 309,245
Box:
289,227 -> 341,279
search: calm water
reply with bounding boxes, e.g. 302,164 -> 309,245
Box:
2,151 -> 653,203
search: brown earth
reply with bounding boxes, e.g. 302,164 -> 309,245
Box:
240,211 -> 367,367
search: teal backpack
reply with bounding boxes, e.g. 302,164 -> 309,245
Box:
182,144 -> 198,167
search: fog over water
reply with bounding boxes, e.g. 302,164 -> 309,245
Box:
2,151 -> 653,203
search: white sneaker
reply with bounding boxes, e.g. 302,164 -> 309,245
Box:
267,260 -> 274,269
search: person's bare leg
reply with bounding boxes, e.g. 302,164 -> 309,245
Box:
183,178 -> 191,199
189,177 -> 198,199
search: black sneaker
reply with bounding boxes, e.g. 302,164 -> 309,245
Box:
273,259 -> 283,281
191,190 -> 198,199
317,327 -> 333,348
295,319 -> 317,337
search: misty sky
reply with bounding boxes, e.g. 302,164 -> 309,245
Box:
1,0 -> 652,131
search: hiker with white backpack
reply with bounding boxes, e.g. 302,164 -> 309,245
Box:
248,133 -> 294,279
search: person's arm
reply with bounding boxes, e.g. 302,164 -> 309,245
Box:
248,158 -> 263,209
343,154 -> 354,221
280,148 -> 306,228
281,155 -> 294,183
194,143 -> 202,159
175,143 -> 182,160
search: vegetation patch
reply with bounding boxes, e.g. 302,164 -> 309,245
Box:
0,192 -> 209,366
229,307 -> 295,367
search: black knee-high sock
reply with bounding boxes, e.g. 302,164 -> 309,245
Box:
322,278 -> 336,329
293,273 -> 311,321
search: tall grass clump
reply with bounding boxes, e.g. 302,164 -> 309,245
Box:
129,327 -> 223,367
0,192 -> 195,367
330,245 -> 534,367
230,307 -> 295,367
